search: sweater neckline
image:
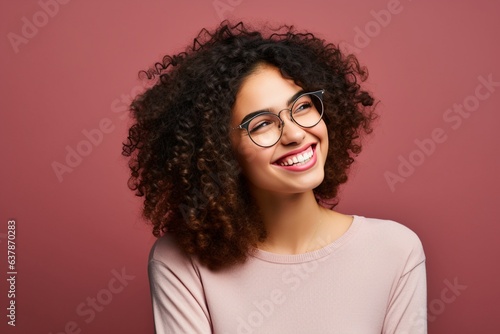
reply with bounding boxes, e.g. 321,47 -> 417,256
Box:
250,215 -> 362,264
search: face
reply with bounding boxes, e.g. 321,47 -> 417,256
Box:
230,65 -> 329,197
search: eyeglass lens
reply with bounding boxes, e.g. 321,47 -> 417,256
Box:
247,92 -> 323,147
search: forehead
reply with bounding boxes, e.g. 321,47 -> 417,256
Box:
232,65 -> 302,120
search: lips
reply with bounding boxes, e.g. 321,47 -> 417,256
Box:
273,145 -> 315,167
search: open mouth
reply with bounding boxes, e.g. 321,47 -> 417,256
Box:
274,145 -> 315,167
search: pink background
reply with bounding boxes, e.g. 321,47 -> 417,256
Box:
1,0 -> 499,333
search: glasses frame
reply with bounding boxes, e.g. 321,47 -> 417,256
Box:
234,89 -> 325,148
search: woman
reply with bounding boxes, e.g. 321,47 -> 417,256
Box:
123,21 -> 427,333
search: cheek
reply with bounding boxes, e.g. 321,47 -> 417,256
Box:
322,123 -> 329,153
232,140 -> 276,189
319,119 -> 328,137
314,122 -> 329,163
313,121 -> 329,147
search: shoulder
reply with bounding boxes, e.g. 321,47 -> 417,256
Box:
358,216 -> 424,248
147,235 -> 212,333
355,216 -> 426,274
149,234 -> 201,278
149,233 -> 185,262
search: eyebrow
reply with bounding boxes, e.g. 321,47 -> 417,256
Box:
239,90 -> 305,125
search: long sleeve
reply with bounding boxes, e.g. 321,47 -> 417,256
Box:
147,216 -> 427,334
382,239 -> 427,333
148,237 -> 212,334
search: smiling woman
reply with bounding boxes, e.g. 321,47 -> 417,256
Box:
230,65 -> 329,197
122,21 -> 427,333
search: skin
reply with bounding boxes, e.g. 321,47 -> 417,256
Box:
230,64 -> 353,254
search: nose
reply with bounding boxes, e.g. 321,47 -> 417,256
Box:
277,109 -> 305,145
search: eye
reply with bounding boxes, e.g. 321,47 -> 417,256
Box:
249,119 -> 274,133
293,101 -> 313,114
248,114 -> 279,133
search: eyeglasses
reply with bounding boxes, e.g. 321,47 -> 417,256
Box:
234,89 -> 325,148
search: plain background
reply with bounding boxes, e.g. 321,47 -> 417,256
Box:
1,0 -> 499,333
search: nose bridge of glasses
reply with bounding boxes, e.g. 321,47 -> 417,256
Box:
277,109 -> 308,141
277,108 -> 294,125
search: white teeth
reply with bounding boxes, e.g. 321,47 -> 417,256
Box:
278,146 -> 314,166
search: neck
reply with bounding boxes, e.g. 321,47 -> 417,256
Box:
253,189 -> 329,254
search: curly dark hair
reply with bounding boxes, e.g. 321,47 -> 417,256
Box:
122,21 -> 376,271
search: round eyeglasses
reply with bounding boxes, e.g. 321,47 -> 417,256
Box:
234,89 -> 325,148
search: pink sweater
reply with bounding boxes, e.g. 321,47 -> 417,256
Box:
149,215 -> 427,333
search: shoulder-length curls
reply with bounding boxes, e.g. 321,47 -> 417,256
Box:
122,21 -> 376,271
